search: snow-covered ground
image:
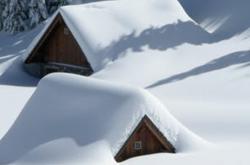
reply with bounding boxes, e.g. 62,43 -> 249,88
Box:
0,31 -> 40,140
0,0 -> 250,164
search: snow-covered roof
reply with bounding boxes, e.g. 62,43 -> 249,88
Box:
23,0 -> 191,71
0,73 -> 208,164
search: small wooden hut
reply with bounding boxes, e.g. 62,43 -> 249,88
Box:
24,14 -> 93,77
115,115 -> 175,162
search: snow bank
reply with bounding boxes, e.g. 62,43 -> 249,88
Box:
0,73 -> 207,164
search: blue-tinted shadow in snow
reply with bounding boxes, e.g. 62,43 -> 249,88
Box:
147,50 -> 250,88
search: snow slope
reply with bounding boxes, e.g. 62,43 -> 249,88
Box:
92,27 -> 250,143
0,73 -> 207,164
178,0 -> 250,39
0,0 -> 250,164
0,29 -> 42,140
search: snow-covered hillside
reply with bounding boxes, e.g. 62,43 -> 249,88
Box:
178,0 -> 250,38
0,0 -> 250,164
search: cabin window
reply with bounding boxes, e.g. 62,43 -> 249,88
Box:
64,27 -> 69,35
134,141 -> 142,150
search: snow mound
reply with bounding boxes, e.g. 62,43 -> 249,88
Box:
24,0 -> 211,72
0,73 -> 207,164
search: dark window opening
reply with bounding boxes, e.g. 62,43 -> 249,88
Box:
134,141 -> 142,150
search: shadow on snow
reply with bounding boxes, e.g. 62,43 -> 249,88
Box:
147,50 -> 250,88
0,57 -> 38,87
101,20 -> 215,62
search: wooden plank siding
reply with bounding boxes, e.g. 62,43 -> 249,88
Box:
25,14 -> 93,77
115,115 -> 175,162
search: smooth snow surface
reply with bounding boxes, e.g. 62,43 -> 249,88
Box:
0,30 -> 40,141
0,73 -> 207,164
1,0 -> 250,164
178,0 -> 250,39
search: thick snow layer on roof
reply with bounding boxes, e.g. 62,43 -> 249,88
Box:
23,0 -> 192,71
1,0 -> 250,164
0,73 -> 207,164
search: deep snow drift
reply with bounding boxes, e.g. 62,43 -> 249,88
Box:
0,0 -> 250,164
0,73 -> 207,164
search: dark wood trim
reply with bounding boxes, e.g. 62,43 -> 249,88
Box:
143,116 -> 175,152
115,115 -> 175,162
115,116 -> 147,161
24,13 -> 94,77
25,13 -> 89,67
25,14 -> 63,64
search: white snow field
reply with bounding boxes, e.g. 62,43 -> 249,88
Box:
0,0 -> 250,164
0,73 -> 207,164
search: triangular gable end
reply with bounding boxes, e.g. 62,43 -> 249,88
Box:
115,115 -> 175,162
24,13 -> 93,77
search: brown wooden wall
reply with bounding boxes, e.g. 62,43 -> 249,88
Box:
115,116 -> 175,162
26,15 -> 91,68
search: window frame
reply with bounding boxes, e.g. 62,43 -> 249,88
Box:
134,141 -> 142,150
64,27 -> 70,35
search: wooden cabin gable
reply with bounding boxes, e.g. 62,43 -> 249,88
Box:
115,116 -> 175,162
24,14 -> 93,77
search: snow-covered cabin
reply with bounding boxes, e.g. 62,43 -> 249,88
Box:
23,13 -> 93,77
0,73 -> 207,164
115,115 -> 175,162
23,0 -> 192,77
